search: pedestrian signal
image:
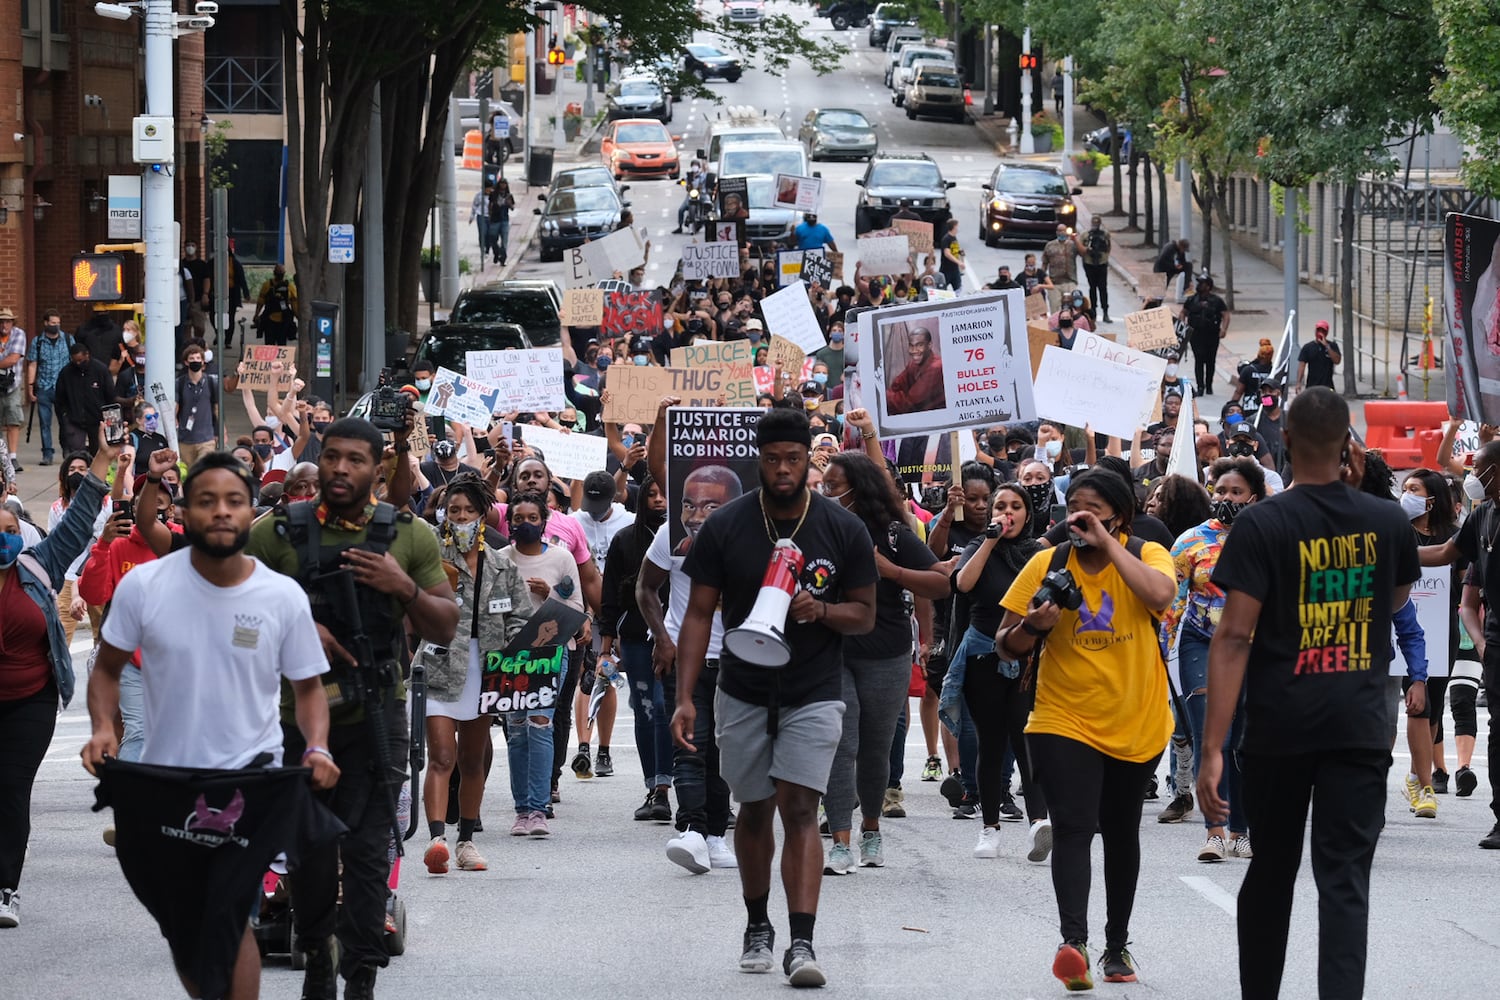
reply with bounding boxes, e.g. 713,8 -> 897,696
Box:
71,253 -> 126,302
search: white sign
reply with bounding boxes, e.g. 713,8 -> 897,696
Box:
150,381 -> 178,452
516,423 -> 608,481
759,282 -> 827,354
464,348 -> 566,412
424,366 -> 503,427
1031,345 -> 1164,440
328,224 -> 355,264
1074,330 -> 1169,422
681,242 -> 740,280
107,175 -> 142,240
772,173 -> 823,213
492,114 -> 511,138
1392,572 -> 1452,678
857,234 -> 911,276
867,291 -> 1034,436
579,227 -> 645,280
567,247 -> 593,287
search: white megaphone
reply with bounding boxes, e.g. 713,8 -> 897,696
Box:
723,538 -> 806,668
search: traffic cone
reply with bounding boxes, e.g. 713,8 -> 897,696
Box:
1396,372 -> 1409,400
461,129 -> 483,170
964,86 -> 974,106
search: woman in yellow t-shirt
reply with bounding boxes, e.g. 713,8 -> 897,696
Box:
997,468 -> 1175,991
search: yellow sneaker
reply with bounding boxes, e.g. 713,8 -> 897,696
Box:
1404,773 -> 1421,811
1414,786 -> 1438,819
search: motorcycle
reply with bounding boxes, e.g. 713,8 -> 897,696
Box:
678,175 -> 712,234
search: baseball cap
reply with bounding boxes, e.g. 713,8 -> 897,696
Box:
812,433 -> 839,450
743,318 -> 764,332
581,470 -> 616,515
1225,416 -> 1253,439
799,380 -> 822,396
1315,319 -> 1330,332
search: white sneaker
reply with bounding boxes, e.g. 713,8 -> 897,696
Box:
706,835 -> 738,869
1227,834 -> 1253,859
666,830 -> 711,874
1198,835 -> 1227,862
0,889 -> 18,928
1026,818 -> 1054,863
858,830 -> 884,868
824,841 -> 855,875
454,840 -> 488,871
973,826 -> 1002,859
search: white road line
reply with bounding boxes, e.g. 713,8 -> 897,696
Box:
1180,875 -> 1238,917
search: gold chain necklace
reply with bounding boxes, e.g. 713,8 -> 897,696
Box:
760,487 -> 811,545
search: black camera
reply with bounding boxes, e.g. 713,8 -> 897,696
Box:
368,368 -> 409,433
1034,567 -> 1083,611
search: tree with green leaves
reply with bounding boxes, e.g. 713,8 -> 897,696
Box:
1434,0 -> 1500,199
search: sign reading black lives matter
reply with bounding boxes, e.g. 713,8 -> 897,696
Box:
866,289 -> 1035,436
477,597 -> 589,714
666,407 -> 763,556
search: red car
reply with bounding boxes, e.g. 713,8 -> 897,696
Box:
600,119 -> 681,180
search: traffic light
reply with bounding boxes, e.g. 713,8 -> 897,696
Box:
1019,53 -> 1038,71
70,253 -> 125,302
547,47 -> 565,65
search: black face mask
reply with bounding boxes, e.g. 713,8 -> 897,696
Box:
987,434 -> 1006,453
187,361 -> 204,372
66,471 -> 86,494
639,506 -> 667,530
1024,482 -> 1054,520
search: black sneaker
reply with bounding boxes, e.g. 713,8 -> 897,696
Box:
344,965 -> 377,1000
1099,945 -> 1138,983
633,791 -> 658,821
1480,823 -> 1500,850
298,935 -> 339,1000
740,922 -> 776,974
783,938 -> 827,988
649,788 -> 673,822
998,791 -> 1023,822
1457,766 -> 1478,797
10,462 -> 20,473
1433,767 -> 1450,794
1144,774 -> 1160,800
939,770 -> 964,808
595,748 -> 614,777
953,795 -> 978,819
570,744 -> 593,779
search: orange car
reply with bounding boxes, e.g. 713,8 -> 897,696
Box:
601,118 -> 681,180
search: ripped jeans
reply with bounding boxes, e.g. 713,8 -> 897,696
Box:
506,706 -> 556,814
621,637 -> 673,789
1180,625 -> 1246,833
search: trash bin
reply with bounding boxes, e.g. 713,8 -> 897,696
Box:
527,146 -> 554,187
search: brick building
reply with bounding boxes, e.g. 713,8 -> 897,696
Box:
2,0 -> 205,335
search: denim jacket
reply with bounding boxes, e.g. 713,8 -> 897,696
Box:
17,472 -> 108,706
419,540 -> 534,703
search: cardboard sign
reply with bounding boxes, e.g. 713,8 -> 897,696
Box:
601,289 -> 663,338
1124,307 -> 1179,352
759,282 -> 827,354
424,367 -> 502,426
516,423 -> 608,480
892,218 -> 934,255
670,339 -> 756,406
666,407 -> 764,554
477,598 -> 588,714
773,173 -> 823,213
802,249 -> 834,288
767,335 -> 807,378
464,348 -> 565,412
1031,345 -> 1163,440
237,346 -> 297,391
1025,291 -> 1050,320
1026,322 -> 1057,378
681,242 -> 740,280
579,227 -> 645,280
824,250 -> 845,282
857,233 -> 912,276
407,412 -> 432,458
603,366 -> 736,424
561,288 -> 604,327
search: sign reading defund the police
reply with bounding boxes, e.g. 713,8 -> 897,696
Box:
478,597 -> 588,714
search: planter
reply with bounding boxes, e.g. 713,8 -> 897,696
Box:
1071,157 -> 1101,186
563,119 -> 582,141
1031,130 -> 1053,153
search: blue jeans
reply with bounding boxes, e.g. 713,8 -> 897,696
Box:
506,708 -> 555,814
889,703 -> 907,786
1180,626 -> 1246,832
118,663 -> 144,763
621,638 -> 672,789
490,218 -> 510,260
474,218 -> 490,259
34,383 -> 55,460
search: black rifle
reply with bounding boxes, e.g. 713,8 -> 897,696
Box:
403,657 -> 427,841
315,567 -> 406,855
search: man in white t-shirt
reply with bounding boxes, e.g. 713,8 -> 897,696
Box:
84,451 -> 337,1000
568,470 -> 635,777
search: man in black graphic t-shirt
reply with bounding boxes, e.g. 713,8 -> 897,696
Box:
1203,388 -> 1418,1000
674,407 -> 876,988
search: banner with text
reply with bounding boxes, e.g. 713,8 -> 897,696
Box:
464,348 -> 566,412
236,346 -> 297,391
681,242 -> 741,280
424,367 -> 502,427
517,423 -> 609,480
666,407 -> 763,555
603,365 -> 737,425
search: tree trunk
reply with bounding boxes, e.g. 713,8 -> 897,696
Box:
1341,182 -> 1357,397
1143,152 -> 1154,246
1210,168 -> 1235,312
1156,159 -> 1170,251
1109,123 -> 1123,215
1125,144 -> 1140,232
1190,168 -> 1212,277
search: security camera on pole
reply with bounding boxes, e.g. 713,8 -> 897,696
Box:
1019,28 -> 1035,155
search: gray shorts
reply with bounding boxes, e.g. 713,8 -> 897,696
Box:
0,387 -> 23,426
714,688 -> 844,803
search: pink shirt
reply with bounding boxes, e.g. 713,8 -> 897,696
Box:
491,502 -> 592,566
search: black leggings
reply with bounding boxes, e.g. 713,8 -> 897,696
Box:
1189,330 -> 1221,392
963,663 -> 1046,825
0,684 -> 58,891
1029,732 -> 1160,948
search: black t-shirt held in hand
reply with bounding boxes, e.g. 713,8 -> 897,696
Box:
683,489 -> 878,709
954,537 -> 1034,638
1043,512 -> 1176,551
1210,482 -> 1419,755
846,522 -> 936,660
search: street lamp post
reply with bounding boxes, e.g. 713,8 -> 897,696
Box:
1019,28 -> 1035,155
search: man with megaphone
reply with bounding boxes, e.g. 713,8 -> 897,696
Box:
672,406 -> 878,990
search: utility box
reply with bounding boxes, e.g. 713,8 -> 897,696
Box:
132,116 -> 175,165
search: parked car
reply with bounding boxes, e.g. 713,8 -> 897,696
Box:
890,46 -> 954,105
682,43 -> 743,82
883,31 -> 928,85
547,165 -> 627,199
1083,123 -> 1132,160
600,118 -> 682,180
454,98 -> 524,157
868,3 -> 916,46
853,151 -> 954,234
817,0 -> 872,30
606,76 -> 672,122
534,186 -> 629,262
799,107 -> 878,161
904,64 -> 966,122
443,281 -> 564,346
977,161 -> 1083,246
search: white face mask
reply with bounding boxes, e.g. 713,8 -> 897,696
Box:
203,349 -> 214,364
1464,473 -> 1488,502
449,518 -> 481,553
1399,491 -> 1429,521
1165,363 -> 1179,378
1044,439 -> 1063,460
123,330 -> 138,345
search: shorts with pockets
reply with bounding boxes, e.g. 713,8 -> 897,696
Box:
714,688 -> 844,803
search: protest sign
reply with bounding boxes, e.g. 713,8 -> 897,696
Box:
603,365 -> 736,424
1031,345 -> 1163,439
237,346 -> 296,391
601,289 -> 663,338
464,348 -> 565,412
666,407 -> 763,554
767,335 -> 807,379
708,219 -> 745,244
857,234 -> 911,276
752,365 -> 775,397
681,242 -> 740,281
580,227 -> 645,280
1392,568 -> 1452,678
1442,213 -> 1500,424
407,412 -> 431,458
671,339 -> 756,406
1025,292 -> 1050,320
866,290 -> 1034,436
802,249 -> 834,288
477,598 -> 588,715
1026,322 -> 1056,378
759,282 -> 826,354
1124,307 -> 1179,352
424,367 -> 502,427
776,250 -> 804,287
566,247 -> 592,287
717,177 -> 750,220
925,287 -> 957,301
561,288 -> 604,327
892,219 -> 934,255
1075,330 -> 1168,424
891,429 -> 978,486
773,173 -> 823,212
516,423 -> 608,481
825,250 -> 845,282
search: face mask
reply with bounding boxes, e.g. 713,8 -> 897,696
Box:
633,355 -> 649,366
44,325 -> 60,337
253,444 -> 274,459
450,518 -> 481,553
1212,498 -> 1250,526
804,397 -> 821,411
511,521 -> 544,545
987,434 -> 1006,453
812,372 -> 828,386
1058,319 -> 1074,331
67,471 -> 86,494
187,360 -> 204,372
415,377 -> 432,391
1024,482 -> 1054,518
1400,491 -> 1430,521
1044,439 -> 1063,460
1464,473 -> 1488,502
597,355 -> 612,370
144,414 -> 160,431
185,244 -> 197,256
123,329 -> 137,345
1007,448 -> 1023,462
1165,364 -> 1178,378
1261,395 -> 1276,408
0,531 -> 22,569
312,420 -> 331,434
748,332 -> 762,344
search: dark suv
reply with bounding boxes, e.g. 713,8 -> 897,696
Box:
818,1 -> 872,30
440,280 -> 563,347
853,152 -> 955,234
977,161 -> 1082,245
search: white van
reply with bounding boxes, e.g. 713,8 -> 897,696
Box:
695,107 -> 786,165
883,29 -> 926,84
891,46 -> 954,105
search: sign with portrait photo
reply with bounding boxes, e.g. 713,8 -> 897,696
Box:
666,407 -> 763,556
772,173 -> 823,213
716,176 -> 750,221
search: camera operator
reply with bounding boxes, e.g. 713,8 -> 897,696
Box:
950,482 -> 1049,862
995,468 -> 1176,990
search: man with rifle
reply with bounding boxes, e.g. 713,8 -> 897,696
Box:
247,415 -> 457,1000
